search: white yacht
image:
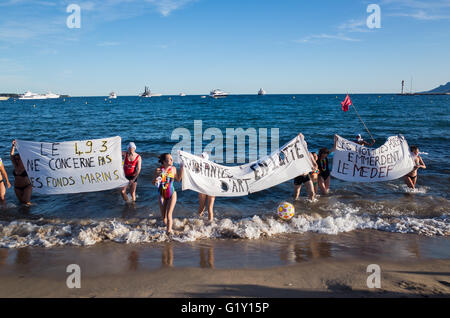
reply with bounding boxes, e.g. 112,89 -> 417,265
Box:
44,91 -> 60,99
109,92 -> 117,99
140,86 -> 162,97
19,91 -> 47,100
210,89 -> 228,98
258,88 -> 266,95
179,93 -> 186,96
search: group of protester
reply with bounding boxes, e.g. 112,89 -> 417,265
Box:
0,135 -> 426,235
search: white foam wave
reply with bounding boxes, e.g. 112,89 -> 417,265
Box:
0,207 -> 448,248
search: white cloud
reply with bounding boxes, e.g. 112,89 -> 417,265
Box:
338,19 -> 372,33
388,10 -> 450,20
145,0 -> 197,17
296,33 -> 361,43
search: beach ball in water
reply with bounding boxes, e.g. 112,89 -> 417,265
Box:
277,202 -> 295,221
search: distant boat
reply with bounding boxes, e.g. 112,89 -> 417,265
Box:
210,89 -> 228,98
109,92 -> 117,99
200,96 -> 206,99
0,97 -> 10,101
19,91 -> 47,100
179,93 -> 186,96
44,91 -> 60,99
140,86 -> 162,97
258,88 -> 266,95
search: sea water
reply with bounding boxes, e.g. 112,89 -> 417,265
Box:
0,94 -> 448,248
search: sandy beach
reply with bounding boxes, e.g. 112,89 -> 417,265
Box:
0,231 -> 448,298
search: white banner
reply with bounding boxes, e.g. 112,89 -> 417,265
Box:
179,134 -> 314,197
331,134 -> 415,182
15,136 -> 129,194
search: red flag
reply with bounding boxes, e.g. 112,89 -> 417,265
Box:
341,94 -> 352,112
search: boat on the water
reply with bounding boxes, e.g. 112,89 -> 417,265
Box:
0,97 -> 10,101
210,89 -> 228,98
45,92 -> 60,99
19,91 -> 47,100
18,91 -> 60,100
140,86 -> 162,97
109,92 -> 117,99
258,88 -> 266,95
179,93 -> 186,96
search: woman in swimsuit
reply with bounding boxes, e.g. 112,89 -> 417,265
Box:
10,140 -> 32,205
121,142 -> 141,202
317,147 -> 332,195
293,152 -> 318,201
153,153 -> 183,234
0,156 -> 11,206
404,145 -> 426,189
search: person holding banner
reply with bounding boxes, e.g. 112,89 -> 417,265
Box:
317,147 -> 333,195
404,145 -> 426,189
293,152 -> 318,201
356,134 -> 375,147
121,142 -> 141,202
309,152 -> 320,195
0,157 -> 11,206
10,140 -> 32,206
153,153 -> 183,235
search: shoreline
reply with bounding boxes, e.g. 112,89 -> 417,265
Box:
0,231 -> 449,297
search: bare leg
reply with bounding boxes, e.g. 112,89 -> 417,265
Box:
198,193 -> 206,216
318,176 -> 328,195
324,177 -> 330,193
23,186 -> 32,205
293,184 -> 302,200
207,196 -> 215,221
159,197 -> 167,224
121,185 -> 129,201
129,182 -> 137,201
412,176 -> 418,188
404,176 -> 415,189
305,180 -> 315,200
165,192 -> 177,234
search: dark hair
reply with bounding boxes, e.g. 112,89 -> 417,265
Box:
410,145 -> 418,152
158,153 -> 171,165
13,154 -> 21,160
318,148 -> 329,158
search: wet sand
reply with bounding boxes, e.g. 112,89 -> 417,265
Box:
0,230 -> 449,297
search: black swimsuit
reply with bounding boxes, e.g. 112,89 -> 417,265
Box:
317,158 -> 330,180
13,169 -> 31,191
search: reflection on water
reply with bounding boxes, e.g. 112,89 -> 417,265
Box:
199,247 -> 215,269
0,232 -> 447,277
162,243 -> 174,267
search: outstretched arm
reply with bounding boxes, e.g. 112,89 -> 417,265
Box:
175,165 -> 183,182
10,140 -> 18,169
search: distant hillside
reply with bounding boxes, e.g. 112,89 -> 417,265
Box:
421,82 -> 450,93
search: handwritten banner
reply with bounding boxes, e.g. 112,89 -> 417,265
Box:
15,136 -> 129,194
331,134 -> 414,182
179,134 -> 314,197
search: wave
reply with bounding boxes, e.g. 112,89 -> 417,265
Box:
0,203 -> 448,248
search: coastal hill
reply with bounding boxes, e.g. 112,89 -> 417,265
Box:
421,82 -> 450,93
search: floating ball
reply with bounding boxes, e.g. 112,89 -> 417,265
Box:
277,202 -> 295,221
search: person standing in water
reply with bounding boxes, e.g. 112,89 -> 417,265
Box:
198,152 -> 215,221
153,153 -> 183,235
293,152 -> 318,201
317,147 -> 333,195
404,145 -> 426,189
121,142 -> 141,202
0,156 -> 11,207
10,140 -> 32,205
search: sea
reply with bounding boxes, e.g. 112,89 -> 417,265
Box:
0,94 -> 449,250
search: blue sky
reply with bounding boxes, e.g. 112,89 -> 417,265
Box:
0,0 -> 449,96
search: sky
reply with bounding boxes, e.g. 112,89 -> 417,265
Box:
0,0 -> 449,96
